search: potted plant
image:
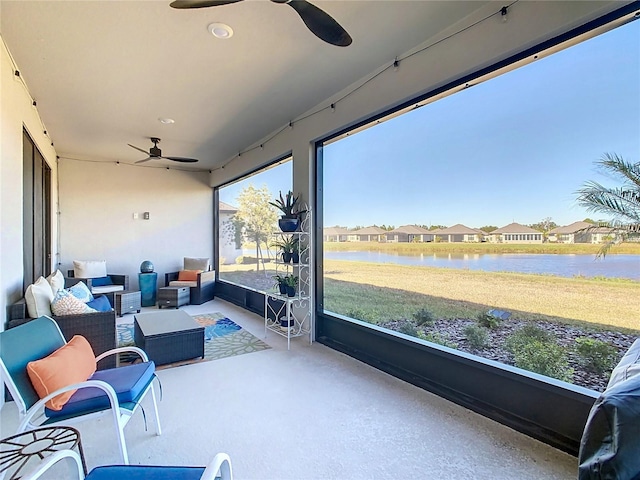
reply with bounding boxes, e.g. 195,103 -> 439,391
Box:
283,274 -> 298,297
272,274 -> 287,294
270,236 -> 299,263
270,190 -> 302,232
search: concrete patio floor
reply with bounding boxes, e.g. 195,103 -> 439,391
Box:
1,298 -> 578,479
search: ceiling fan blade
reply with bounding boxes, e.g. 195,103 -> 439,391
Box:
286,0 -> 352,47
135,157 -> 153,164
164,156 -> 199,163
169,0 -> 243,9
128,144 -> 150,155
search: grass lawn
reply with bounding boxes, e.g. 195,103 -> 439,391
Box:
219,257 -> 640,333
322,260 -> 640,332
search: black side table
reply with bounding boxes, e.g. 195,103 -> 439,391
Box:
0,426 -> 87,479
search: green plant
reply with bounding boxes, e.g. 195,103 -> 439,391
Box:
283,274 -> 299,288
270,235 -> 299,254
413,308 -> 435,326
418,331 -> 458,349
396,321 -> 418,337
575,153 -> 640,257
476,311 -> 501,329
269,190 -> 300,218
272,274 -> 286,290
505,324 -> 555,354
464,324 -> 489,350
346,307 -> 372,322
575,337 -> 618,374
512,340 -> 573,382
235,255 -> 247,264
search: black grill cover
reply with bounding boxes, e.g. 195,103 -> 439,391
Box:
578,374 -> 640,480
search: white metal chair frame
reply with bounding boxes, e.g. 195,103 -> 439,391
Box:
0,317 -> 162,465
20,450 -> 233,480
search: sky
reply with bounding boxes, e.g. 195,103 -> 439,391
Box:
221,19 -> 639,230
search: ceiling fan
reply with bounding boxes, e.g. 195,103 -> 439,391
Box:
128,138 -> 199,163
169,0 -> 352,47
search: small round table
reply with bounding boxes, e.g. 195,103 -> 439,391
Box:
0,426 -> 87,480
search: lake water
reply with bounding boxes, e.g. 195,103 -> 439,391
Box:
323,251 -> 640,280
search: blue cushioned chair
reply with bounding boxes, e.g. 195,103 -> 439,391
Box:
0,316 -> 162,465
21,450 -> 232,480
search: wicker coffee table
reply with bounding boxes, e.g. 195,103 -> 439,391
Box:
134,310 -> 204,365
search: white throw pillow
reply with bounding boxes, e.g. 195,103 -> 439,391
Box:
73,260 -> 107,278
184,257 -> 210,271
46,270 -> 65,294
607,338 -> 640,389
51,289 -> 98,316
25,276 -> 54,318
68,281 -> 94,303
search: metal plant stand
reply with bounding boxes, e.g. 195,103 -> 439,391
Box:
264,208 -> 312,349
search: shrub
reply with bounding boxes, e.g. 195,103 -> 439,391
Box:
346,308 -> 371,323
476,312 -> 501,329
235,255 -> 247,264
418,331 -> 458,349
397,321 -> 418,337
575,337 -> 618,374
413,308 -> 435,326
512,340 -> 573,382
464,324 -> 489,350
505,324 -> 555,354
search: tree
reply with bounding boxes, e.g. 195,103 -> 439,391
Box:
529,217 -> 557,233
478,225 -> 498,233
233,184 -> 278,270
576,153 -> 640,257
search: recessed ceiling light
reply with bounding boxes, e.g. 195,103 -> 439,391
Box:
208,23 -> 233,39
158,118 -> 175,124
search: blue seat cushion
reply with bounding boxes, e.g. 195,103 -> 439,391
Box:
85,465 -> 205,480
45,361 -> 155,418
91,276 -> 114,286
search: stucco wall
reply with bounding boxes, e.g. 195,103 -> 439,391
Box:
57,159 -> 213,290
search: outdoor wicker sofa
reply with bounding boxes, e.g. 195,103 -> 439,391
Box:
6,299 -> 117,369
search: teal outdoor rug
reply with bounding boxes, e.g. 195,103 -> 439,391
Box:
117,312 -> 271,367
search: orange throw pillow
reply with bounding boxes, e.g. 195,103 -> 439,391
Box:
178,270 -> 200,281
27,335 -> 96,411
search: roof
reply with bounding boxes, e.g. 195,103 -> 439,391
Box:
491,223 -> 541,234
323,227 -> 350,235
548,221 -> 593,234
219,201 -> 238,213
435,223 -> 481,235
352,226 -> 387,235
388,225 -> 432,235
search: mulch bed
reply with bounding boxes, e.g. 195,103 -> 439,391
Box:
381,317 -> 638,392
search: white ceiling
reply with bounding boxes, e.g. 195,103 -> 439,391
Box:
0,0 -> 498,170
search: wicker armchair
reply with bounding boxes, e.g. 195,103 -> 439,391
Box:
165,257 -> 215,305
66,271 -> 129,306
6,299 -> 117,369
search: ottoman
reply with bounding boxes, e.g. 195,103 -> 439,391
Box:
114,290 -> 141,317
157,286 -> 190,309
134,310 -> 204,365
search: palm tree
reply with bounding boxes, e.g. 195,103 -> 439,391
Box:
576,153 -> 640,257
